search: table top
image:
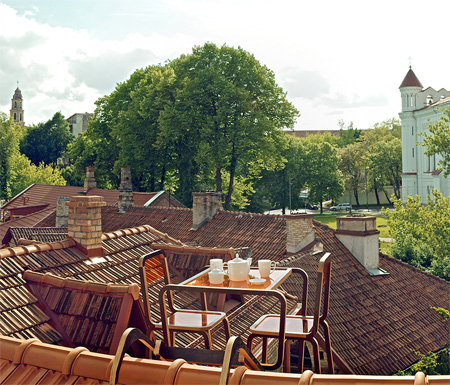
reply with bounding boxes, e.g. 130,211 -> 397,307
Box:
180,267 -> 292,291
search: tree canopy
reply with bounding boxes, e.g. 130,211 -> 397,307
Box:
20,112 -> 74,166
383,190 -> 450,280
69,43 -> 299,208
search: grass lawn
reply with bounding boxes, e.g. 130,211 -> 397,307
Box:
313,212 -> 392,255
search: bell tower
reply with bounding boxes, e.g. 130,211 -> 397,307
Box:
10,82 -> 24,126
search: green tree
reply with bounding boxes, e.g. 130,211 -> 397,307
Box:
336,120 -> 361,147
339,142 -> 366,206
383,190 -> 450,280
422,107 -> 450,176
164,43 -> 298,209
0,113 -> 24,200
302,135 -> 344,213
251,136 -> 306,214
20,112 -> 74,166
367,137 -> 402,202
8,153 -> 66,197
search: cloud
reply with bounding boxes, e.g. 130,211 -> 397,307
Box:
278,68 -> 331,99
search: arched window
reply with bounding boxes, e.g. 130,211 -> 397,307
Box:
14,101 -> 17,108
14,113 -> 16,120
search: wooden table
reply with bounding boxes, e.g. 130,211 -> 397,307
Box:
158,267 -> 306,371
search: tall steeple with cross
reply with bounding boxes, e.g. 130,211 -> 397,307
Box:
10,82 -> 25,126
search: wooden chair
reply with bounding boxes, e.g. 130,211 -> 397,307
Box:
247,252 -> 333,374
139,249 -> 230,349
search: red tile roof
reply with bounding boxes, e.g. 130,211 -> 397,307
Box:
0,208 -> 55,245
3,208 -> 450,375
0,184 -> 183,213
280,221 -> 450,375
23,270 -> 143,354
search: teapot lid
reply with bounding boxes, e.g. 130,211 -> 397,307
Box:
210,268 -> 223,273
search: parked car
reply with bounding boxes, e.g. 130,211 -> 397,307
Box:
330,203 -> 351,211
306,204 -> 319,210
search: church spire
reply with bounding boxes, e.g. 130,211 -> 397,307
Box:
399,67 -> 423,89
10,83 -> 25,126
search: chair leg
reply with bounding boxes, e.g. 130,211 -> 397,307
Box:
284,339 -> 291,373
298,340 -> 305,373
202,330 -> 212,349
169,330 -> 176,347
322,321 -> 334,374
223,318 -> 231,341
311,338 -> 321,374
262,337 -> 268,364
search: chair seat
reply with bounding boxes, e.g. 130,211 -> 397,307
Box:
250,314 -> 314,338
167,309 -> 227,331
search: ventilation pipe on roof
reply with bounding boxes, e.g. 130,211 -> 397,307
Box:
83,167 -> 97,191
285,214 -> 315,253
191,191 -> 222,231
335,216 -> 387,275
67,195 -> 106,258
55,197 -> 69,227
118,167 -> 134,212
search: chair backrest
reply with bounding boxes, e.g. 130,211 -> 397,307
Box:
139,249 -> 173,326
311,252 -> 332,335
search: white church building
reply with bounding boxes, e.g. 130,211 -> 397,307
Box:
399,67 -> 450,202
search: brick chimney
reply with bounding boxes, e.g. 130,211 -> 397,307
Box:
285,214 -> 315,253
335,216 -> 383,273
83,166 -> 97,191
191,191 -> 222,230
118,167 -> 134,212
55,197 -> 70,227
67,196 -> 106,258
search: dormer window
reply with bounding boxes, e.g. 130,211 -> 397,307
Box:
426,95 -> 433,105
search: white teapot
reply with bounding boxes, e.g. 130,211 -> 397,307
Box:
226,255 -> 250,282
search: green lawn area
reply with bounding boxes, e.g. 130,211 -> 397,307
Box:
313,213 -> 392,255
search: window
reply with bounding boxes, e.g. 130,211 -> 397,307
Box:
14,101 -> 17,108
427,156 -> 431,171
412,126 -> 414,135
412,148 -> 414,158
14,113 -> 16,120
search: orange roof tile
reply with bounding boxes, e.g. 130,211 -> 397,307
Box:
1,335 -> 448,385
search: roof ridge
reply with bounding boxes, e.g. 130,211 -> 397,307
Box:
23,270 -> 140,300
102,224 -> 183,246
0,238 -> 76,259
217,209 -> 285,219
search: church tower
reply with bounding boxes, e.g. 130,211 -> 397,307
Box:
10,84 -> 24,126
399,67 -> 423,112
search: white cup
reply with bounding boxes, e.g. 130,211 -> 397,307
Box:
208,268 -> 225,284
210,258 -> 224,271
258,259 -> 276,278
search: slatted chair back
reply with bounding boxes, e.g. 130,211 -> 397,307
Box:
311,252 -> 332,336
139,250 -> 174,326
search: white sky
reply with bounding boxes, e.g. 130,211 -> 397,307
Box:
0,0 -> 449,130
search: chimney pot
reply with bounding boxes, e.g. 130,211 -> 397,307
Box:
67,195 -> 106,257
56,197 -> 70,227
118,167 -> 134,212
335,216 -> 380,270
191,191 -> 222,230
84,166 -> 97,190
285,214 -> 315,253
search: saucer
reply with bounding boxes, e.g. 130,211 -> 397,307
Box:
249,278 -> 266,285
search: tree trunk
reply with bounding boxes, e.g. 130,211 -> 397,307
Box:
224,144 -> 236,210
374,186 -> 380,205
383,190 -> 392,205
353,188 -> 360,206
215,168 -> 222,192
